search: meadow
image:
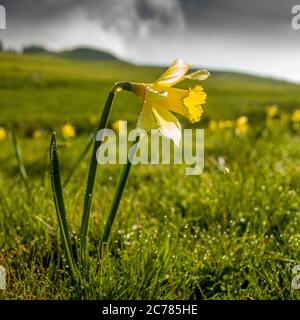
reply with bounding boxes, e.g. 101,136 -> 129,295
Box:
0,51 -> 300,299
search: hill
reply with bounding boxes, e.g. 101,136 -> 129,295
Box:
57,47 -> 119,61
22,45 -> 120,62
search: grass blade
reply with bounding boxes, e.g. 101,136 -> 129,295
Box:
11,129 -> 28,185
49,132 -> 78,280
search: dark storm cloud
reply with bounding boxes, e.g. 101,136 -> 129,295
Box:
1,0 -> 178,25
178,0 -> 297,33
0,0 -> 72,22
1,0 -> 297,32
1,0 -> 299,81
135,0 -> 180,26
1,0 -> 184,34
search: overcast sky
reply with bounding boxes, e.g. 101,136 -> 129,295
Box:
1,0 -> 300,82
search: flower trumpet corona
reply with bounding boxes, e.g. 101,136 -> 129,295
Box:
131,59 -> 209,146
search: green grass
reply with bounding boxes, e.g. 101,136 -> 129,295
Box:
0,52 -> 300,299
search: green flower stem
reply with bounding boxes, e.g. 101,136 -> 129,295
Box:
80,81 -> 132,265
100,136 -> 140,248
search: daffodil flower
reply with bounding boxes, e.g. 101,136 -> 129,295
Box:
79,60 -> 209,257
130,59 -> 209,146
235,116 -> 249,135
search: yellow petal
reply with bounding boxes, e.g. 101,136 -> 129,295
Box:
146,87 -> 168,103
155,59 -> 190,87
185,69 -> 210,81
152,107 -> 182,147
153,85 -> 188,118
137,101 -> 157,132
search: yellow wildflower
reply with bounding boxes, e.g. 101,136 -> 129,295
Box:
209,120 -> 218,131
218,120 -> 226,130
235,116 -> 249,135
33,129 -> 43,140
131,59 -> 209,146
62,124 -> 76,139
266,105 -> 278,118
291,110 -> 300,122
223,120 -> 234,129
0,127 -> 6,141
218,120 -> 234,130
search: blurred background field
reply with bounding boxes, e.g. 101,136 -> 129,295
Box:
1,50 -> 300,132
0,50 -> 300,299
